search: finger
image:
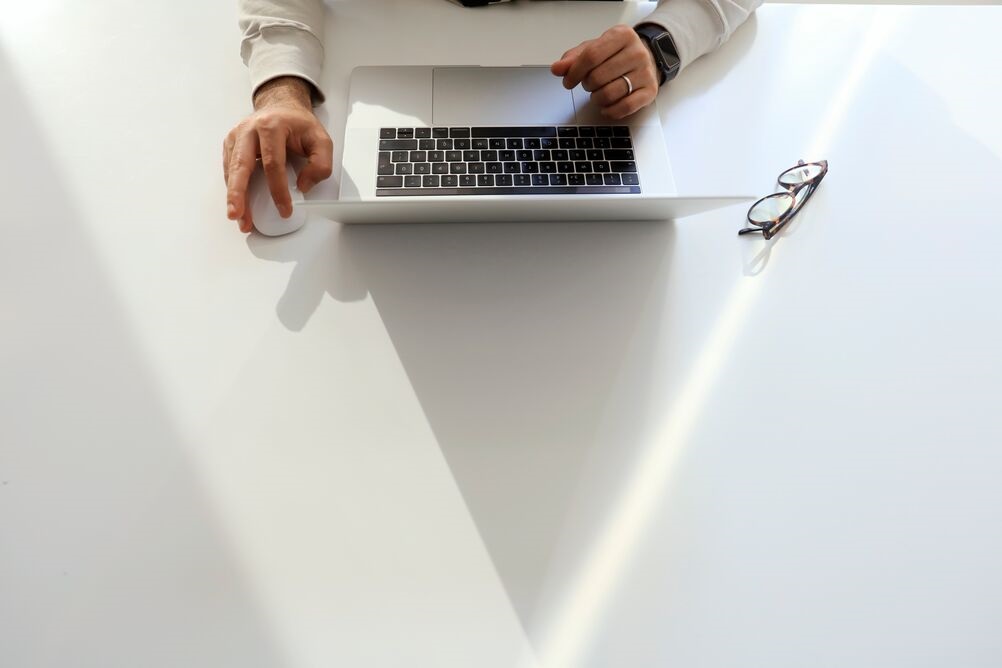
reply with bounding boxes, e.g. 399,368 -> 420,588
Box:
551,42 -> 587,77
226,131 -> 259,220
239,209 -> 254,234
582,49 -> 642,99
297,128 -> 334,193
259,127 -> 292,218
564,26 -> 632,89
223,133 -> 235,184
601,85 -> 656,120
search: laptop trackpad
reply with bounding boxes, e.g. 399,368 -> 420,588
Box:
432,67 -> 577,126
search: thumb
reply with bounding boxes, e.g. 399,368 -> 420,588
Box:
297,130 -> 334,193
551,43 -> 586,76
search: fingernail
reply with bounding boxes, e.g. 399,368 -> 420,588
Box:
227,204 -> 236,218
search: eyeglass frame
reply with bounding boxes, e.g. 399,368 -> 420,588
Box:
739,160 -> 828,241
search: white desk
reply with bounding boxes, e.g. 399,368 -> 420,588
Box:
2,2 -> 1002,666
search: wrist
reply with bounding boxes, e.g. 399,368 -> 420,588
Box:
253,76 -> 313,111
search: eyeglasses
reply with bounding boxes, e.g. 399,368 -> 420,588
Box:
739,160 -> 828,240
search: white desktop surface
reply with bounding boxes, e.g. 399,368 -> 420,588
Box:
2,2 -> 1002,666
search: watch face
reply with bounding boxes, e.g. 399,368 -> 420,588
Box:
654,33 -> 681,69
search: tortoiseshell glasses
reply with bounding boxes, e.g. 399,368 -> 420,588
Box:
739,160 -> 828,240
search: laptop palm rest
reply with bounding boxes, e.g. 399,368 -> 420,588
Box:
432,67 -> 577,126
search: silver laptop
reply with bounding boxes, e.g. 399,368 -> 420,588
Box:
303,66 -> 750,223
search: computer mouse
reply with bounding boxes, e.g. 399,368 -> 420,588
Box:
248,162 -> 308,236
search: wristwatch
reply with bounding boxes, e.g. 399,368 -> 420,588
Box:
634,24 -> 681,85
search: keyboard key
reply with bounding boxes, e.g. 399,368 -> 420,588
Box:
446,150 -> 462,162
594,137 -> 612,149
499,150 -> 516,162
480,150 -> 498,162
592,161 -> 610,172
463,150 -> 480,162
578,126 -> 596,137
380,128 -> 396,139
486,162 -> 503,174
450,163 -> 467,174
433,127 -> 449,138
504,162 -> 521,173
455,138 -> 471,149
478,174 -> 494,186
397,128 -> 414,138
380,139 -> 418,151
507,138 -> 523,149
496,174 -> 513,186
405,175 -> 422,187
534,150 -> 551,161
419,139 -> 435,150
414,163 -> 431,174
596,126 -> 613,137
576,137 -> 594,149
549,173 -> 568,186
610,161 -> 638,173
377,175 -> 403,188
575,161 -> 592,172
521,162 -> 539,173
468,162 -> 486,174
473,138 -> 489,149
557,162 -> 575,173
517,150 -> 533,161
558,126 -> 579,137
489,138 -> 506,149
552,150 -> 569,161
525,138 -> 541,149
432,162 -> 449,174
450,127 -> 471,138
441,174 -> 458,187
613,126 -> 631,137
587,150 -> 604,161
540,162 -> 557,173
568,174 -> 585,186
428,151 -> 444,162
559,138 -> 575,149
622,173 -> 640,185
514,174 -> 531,186
437,138 -> 454,150
541,137 -> 557,149
531,174 -> 549,186
570,150 -> 586,161
423,174 -> 440,187
611,137 -> 632,149
391,151 -> 409,162
460,174 -> 476,186
378,164 -> 395,175
409,151 -> 427,162
396,163 -> 413,175
604,173 -> 622,185
605,150 -> 634,161
415,127 -> 431,138
585,173 -> 603,185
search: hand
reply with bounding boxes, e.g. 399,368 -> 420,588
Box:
223,76 -> 334,233
551,24 -> 660,120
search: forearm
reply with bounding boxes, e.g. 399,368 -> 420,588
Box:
239,0 -> 326,103
643,0 -> 762,70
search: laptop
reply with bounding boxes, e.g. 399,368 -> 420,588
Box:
302,66 -> 751,223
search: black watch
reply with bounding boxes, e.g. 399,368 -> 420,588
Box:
635,24 -> 681,86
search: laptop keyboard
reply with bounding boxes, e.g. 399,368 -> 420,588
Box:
375,126 -> 641,196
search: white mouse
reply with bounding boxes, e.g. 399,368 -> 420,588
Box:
248,162 -> 308,236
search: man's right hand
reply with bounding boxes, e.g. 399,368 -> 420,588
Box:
223,76 -> 334,233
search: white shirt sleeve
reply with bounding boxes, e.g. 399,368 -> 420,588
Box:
236,0 -> 762,103
239,0 -> 326,102
642,0 -> 763,71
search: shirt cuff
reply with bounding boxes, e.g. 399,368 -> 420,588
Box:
639,0 -> 727,72
240,24 -> 326,105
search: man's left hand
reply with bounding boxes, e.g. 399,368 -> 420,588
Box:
551,24 -> 660,120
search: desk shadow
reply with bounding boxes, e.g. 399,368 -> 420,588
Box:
0,51 -> 286,667
252,218 -> 676,638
